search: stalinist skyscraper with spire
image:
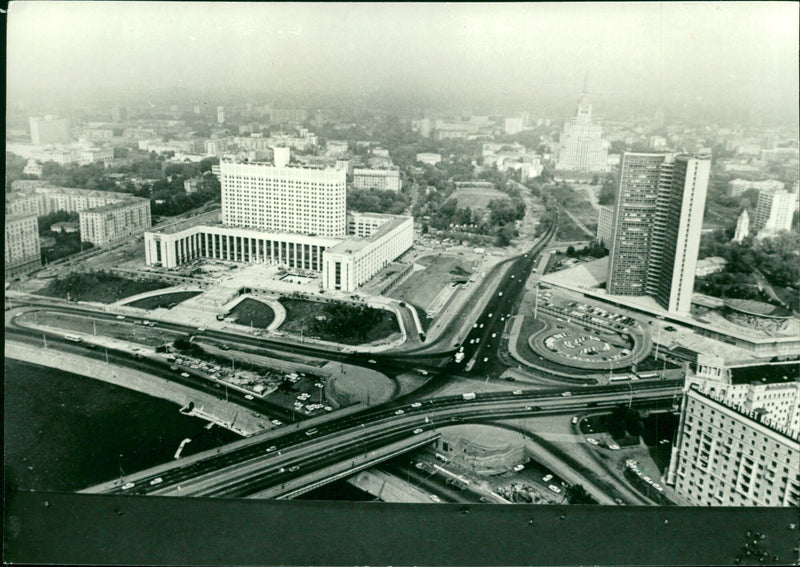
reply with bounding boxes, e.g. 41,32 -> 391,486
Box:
555,78 -> 609,172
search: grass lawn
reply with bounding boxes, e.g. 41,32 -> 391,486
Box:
124,291 -> 202,310
36,272 -> 171,303
452,187 -> 509,209
389,254 -> 472,313
227,298 -> 275,329
278,298 -> 399,345
555,213 -> 593,241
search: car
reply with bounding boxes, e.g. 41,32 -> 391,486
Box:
469,339 -> 475,344
665,326 -> 677,332
220,344 -> 230,350
513,464 -> 525,472
116,315 -> 126,320
121,482 -> 135,490
413,428 -> 424,434
429,495 -> 442,503
586,437 -> 600,446
548,484 -> 562,494
607,443 -> 620,450
266,445 -> 277,453
395,409 -> 405,415
288,466 -> 300,472
511,275 -> 515,279
512,390 -> 523,395
276,467 -> 286,474
473,323 -> 478,328
411,402 -> 422,408
542,474 -> 553,482
571,416 -> 579,425
659,439 -> 670,445
475,338 -> 480,343
417,369 -> 429,376
479,324 -> 484,328
368,359 -> 377,364
488,313 -> 493,318
305,428 -> 318,436
491,333 -> 497,338
498,292 -> 503,296
483,357 -> 489,362
197,327 -> 206,332
271,419 -> 283,426
561,391 -> 573,397
180,372 -> 190,378
149,477 -> 163,486
245,394 -> 254,400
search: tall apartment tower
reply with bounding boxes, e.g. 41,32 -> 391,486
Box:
752,188 -> 799,239
555,84 -> 609,172
29,116 -> 70,145
607,152 -> 710,313
220,155 -> 346,237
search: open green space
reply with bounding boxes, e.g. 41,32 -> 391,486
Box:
227,298 -> 276,329
555,212 -> 593,241
278,297 -> 399,345
36,271 -> 171,303
389,254 -> 472,313
124,291 -> 202,310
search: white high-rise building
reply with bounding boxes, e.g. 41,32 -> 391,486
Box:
555,87 -> 608,172
733,209 -> 750,242
221,159 -> 346,237
607,152 -> 710,313
752,188 -> 799,239
29,115 -> 69,145
596,205 -> 614,247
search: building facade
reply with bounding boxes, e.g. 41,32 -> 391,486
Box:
416,153 -> 442,166
220,161 -> 346,237
596,205 -> 615,246
352,168 -> 402,192
5,214 -> 41,278
752,188 -> 799,238
79,198 -> 152,247
607,152 -> 710,313
728,178 -> 784,198
667,386 -> 799,507
733,209 -> 750,242
29,115 -> 69,145
555,88 -> 609,172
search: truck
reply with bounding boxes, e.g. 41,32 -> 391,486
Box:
454,352 -> 465,363
462,392 -> 476,401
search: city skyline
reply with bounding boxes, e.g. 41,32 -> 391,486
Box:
6,2 -> 799,122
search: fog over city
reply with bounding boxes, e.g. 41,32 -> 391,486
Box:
7,1 -> 799,121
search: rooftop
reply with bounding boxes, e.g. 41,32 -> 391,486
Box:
728,361 -> 800,385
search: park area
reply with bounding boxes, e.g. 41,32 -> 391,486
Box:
389,254 -> 473,315
278,297 -> 400,345
35,272 -> 171,303
123,291 -> 202,310
226,298 -> 275,329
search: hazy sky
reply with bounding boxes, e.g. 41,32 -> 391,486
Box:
7,2 -> 799,115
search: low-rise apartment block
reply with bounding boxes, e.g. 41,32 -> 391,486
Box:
352,167 -> 401,192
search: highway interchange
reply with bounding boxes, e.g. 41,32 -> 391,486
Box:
7,218 -> 681,504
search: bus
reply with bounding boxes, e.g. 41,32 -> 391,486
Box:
608,375 -> 631,383
63,334 -> 82,343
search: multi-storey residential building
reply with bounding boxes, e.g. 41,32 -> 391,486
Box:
352,168 -> 401,192
752,188 -> 799,238
760,147 -> 800,163
728,178 -> 784,198
596,205 -> 614,246
29,115 -> 70,145
504,117 -> 524,135
143,150 -> 413,292
606,152 -> 710,313
79,198 -> 152,247
221,161 -> 346,237
555,87 -> 609,172
5,192 -> 45,217
667,385 -> 799,507
78,147 -> 115,166
22,160 -> 43,177
30,147 -> 79,166
5,214 -> 41,278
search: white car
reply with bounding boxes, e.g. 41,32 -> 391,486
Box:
271,419 -> 283,426
116,315 -> 126,320
571,416 -> 579,425
395,409 -> 405,415
121,482 -> 135,490
410,402 -> 422,408
469,339 -> 475,344
429,494 -> 442,503
542,474 -> 553,482
149,477 -> 163,486
368,359 -> 377,364
548,484 -> 562,494
607,443 -> 621,450
413,428 -> 424,434
245,394 -> 254,400
180,372 -> 190,378
586,437 -> 600,446
498,292 -> 503,297
491,333 -> 497,338
513,464 -> 525,472
266,445 -> 277,453
512,390 -> 523,395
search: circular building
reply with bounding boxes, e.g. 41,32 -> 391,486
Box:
722,299 -> 793,333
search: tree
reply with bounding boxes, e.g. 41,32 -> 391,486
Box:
566,484 -> 597,504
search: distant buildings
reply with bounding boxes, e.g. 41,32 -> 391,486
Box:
416,153 -> 442,166
29,115 -> 70,145
504,117 -> 524,135
733,209 -> 750,242
79,199 -> 152,247
217,106 -> 225,124
352,167 -> 402,192
596,205 -> 614,246
555,87 -> 609,172
728,178 -> 784,197
144,149 -> 413,292
22,160 -> 43,177
326,140 -> 349,157
5,214 -> 41,278
667,382 -> 799,507
606,152 -> 711,313
412,118 -> 432,138
752,188 -> 799,239
695,256 -> 728,277
760,147 -> 800,164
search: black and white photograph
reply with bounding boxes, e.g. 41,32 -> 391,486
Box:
3,2 -> 799,565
